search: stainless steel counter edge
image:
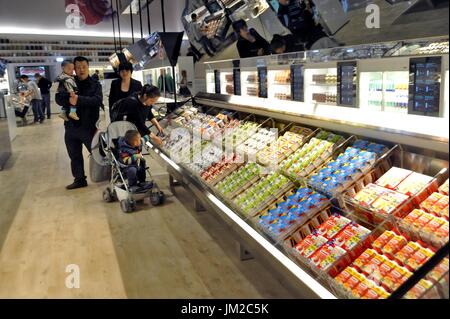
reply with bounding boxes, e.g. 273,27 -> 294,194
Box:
195,93 -> 449,155
146,141 -> 337,299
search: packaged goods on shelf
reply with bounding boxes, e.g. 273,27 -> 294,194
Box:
236,128 -> 278,158
439,179 -> 449,195
233,172 -> 295,217
281,131 -> 345,182
332,230 -> 438,299
222,121 -> 259,147
225,85 -> 234,95
274,71 -> 291,84
312,93 -> 337,104
201,153 -> 243,185
185,143 -> 223,175
274,93 -> 291,100
246,86 -> 259,96
257,187 -> 330,241
247,74 -> 257,83
312,74 -> 337,85
257,130 -> 310,166
215,162 -> 263,199
292,213 -> 371,274
308,140 -> 388,197
347,167 -> 435,223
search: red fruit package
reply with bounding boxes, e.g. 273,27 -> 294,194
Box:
381,235 -> 408,256
420,193 -> 445,213
372,231 -> 396,251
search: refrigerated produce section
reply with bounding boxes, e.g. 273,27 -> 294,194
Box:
148,36 -> 449,299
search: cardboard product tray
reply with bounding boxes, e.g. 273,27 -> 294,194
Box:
342,147 -> 449,228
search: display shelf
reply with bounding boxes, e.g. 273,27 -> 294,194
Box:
148,98 -> 449,299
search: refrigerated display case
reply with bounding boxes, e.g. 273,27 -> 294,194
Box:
145,97 -> 449,299
359,71 -> 409,113
166,37 -> 450,298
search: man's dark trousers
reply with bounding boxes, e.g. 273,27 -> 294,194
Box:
65,125 -> 96,184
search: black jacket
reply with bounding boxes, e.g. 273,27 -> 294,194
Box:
120,93 -> 154,137
236,29 -> 270,59
277,1 -> 314,36
37,77 -> 52,95
56,76 -> 103,131
109,78 -> 143,109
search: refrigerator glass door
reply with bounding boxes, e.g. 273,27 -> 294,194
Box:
383,71 -> 409,114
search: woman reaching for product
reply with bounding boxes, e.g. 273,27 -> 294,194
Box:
109,62 -> 143,109
116,84 -> 164,146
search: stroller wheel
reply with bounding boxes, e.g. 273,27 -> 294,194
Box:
120,199 -> 135,213
150,189 -> 166,206
103,188 -> 115,203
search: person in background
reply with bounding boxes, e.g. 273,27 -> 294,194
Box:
270,34 -> 304,54
117,85 -> 163,146
189,13 -> 217,57
179,70 -> 191,97
109,62 -> 143,109
35,73 -> 52,119
55,56 -> 103,190
92,69 -> 100,82
157,69 -> 174,95
19,75 -> 45,124
233,20 -> 270,58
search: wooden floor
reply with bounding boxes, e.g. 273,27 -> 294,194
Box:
0,117 -> 292,298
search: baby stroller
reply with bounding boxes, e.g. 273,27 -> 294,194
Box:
100,121 -> 166,213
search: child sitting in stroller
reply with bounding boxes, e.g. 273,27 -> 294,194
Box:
118,130 -> 152,193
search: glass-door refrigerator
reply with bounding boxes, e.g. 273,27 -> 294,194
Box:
359,57 -> 410,113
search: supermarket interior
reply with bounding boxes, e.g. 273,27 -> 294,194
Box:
0,0 -> 449,301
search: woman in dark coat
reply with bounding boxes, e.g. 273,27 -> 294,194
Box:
108,62 -> 143,109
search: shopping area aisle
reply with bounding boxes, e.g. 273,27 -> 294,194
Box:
0,118 -> 291,298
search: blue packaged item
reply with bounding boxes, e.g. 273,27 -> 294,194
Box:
325,161 -> 341,171
353,140 -> 370,150
295,187 -> 314,200
345,147 -> 361,158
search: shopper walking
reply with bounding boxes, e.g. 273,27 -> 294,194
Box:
20,75 -> 45,124
92,69 -> 100,82
109,62 -> 143,109
56,56 -> 103,190
35,73 -> 53,119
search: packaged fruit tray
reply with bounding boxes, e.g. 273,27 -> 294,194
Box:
283,208 -> 383,282
394,179 -> 449,249
328,227 -> 448,299
253,187 -> 331,243
214,163 -> 266,201
242,183 -> 296,219
342,147 -> 449,228
280,130 -> 348,184
306,137 -> 394,199
233,173 -> 296,218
